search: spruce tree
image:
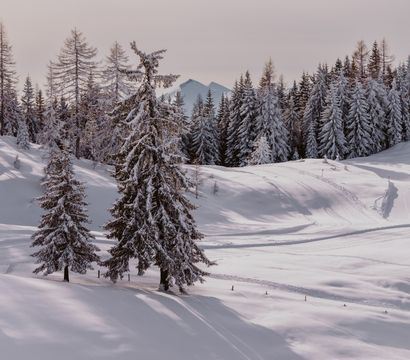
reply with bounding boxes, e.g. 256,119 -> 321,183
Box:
303,64 -> 328,158
237,71 -> 257,165
35,88 -> 46,137
0,22 -> 17,136
386,80 -> 403,147
38,98 -> 62,149
248,136 -> 272,165
397,64 -> 410,141
173,91 -> 190,161
31,148 -> 99,282
217,94 -> 230,166
104,44 -> 211,291
368,41 -> 381,80
257,60 -> 289,162
190,93 -> 218,165
102,41 -> 133,105
21,76 -> 38,142
226,78 -> 244,166
346,81 -> 373,157
366,79 -> 387,152
202,89 -> 219,163
16,119 -> 30,150
318,83 -> 347,159
284,82 -> 301,157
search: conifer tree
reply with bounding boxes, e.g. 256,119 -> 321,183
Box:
54,29 -> 97,157
217,94 -> 230,166
16,119 -> 30,150
284,82 -> 301,157
257,61 -> 289,162
247,135 -> 272,165
346,81 -> 373,157
38,98 -> 62,149
368,41 -> 381,80
318,83 -> 347,159
203,89 -> 219,163
366,79 -> 387,152
397,64 -> 410,141
386,80 -> 403,147
190,93 -> 218,165
21,76 -> 38,142
104,44 -> 211,291
102,41 -> 133,105
0,22 -> 17,136
35,88 -> 46,137
303,64 -> 328,158
173,91 -> 190,160
237,71 -> 257,165
226,78 -> 244,166
31,148 -> 99,282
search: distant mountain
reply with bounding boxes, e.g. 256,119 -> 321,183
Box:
167,79 -> 231,116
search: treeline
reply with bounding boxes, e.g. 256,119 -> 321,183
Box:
185,40 -> 410,165
0,22 -> 409,166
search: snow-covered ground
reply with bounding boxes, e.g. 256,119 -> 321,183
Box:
0,135 -> 409,360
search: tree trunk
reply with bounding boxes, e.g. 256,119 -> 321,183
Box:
64,265 -> 69,282
159,268 -> 169,291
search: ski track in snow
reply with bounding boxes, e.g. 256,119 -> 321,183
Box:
202,223 -> 410,249
209,273 -> 410,312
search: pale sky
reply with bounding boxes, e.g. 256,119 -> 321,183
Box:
1,0 -> 409,90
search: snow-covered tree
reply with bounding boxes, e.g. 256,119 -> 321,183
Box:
31,148 -> 99,282
173,91 -> 190,161
226,78 -> 244,166
37,98 -> 62,150
397,63 -> 410,141
346,81 -> 373,157
54,29 -> 97,157
284,82 -> 301,157
386,80 -> 403,147
368,41 -> 381,80
257,61 -> 289,162
247,136 -> 272,165
190,93 -> 218,165
78,71 -> 107,160
0,22 -> 18,136
35,87 -> 46,136
102,41 -> 133,105
16,119 -> 30,150
318,83 -> 347,159
352,40 -> 369,81
237,71 -> 257,165
366,79 -> 387,152
104,44 -> 211,291
217,94 -> 230,166
202,89 -> 219,163
303,64 -> 328,158
21,76 -> 38,142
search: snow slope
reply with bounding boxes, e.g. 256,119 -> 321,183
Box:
1,135 -> 410,360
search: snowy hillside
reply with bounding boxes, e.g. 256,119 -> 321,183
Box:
1,135 -> 410,359
166,79 -> 230,115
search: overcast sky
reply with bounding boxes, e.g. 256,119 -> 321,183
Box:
1,0 -> 409,90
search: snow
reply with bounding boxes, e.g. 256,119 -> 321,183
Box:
1,135 -> 410,359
